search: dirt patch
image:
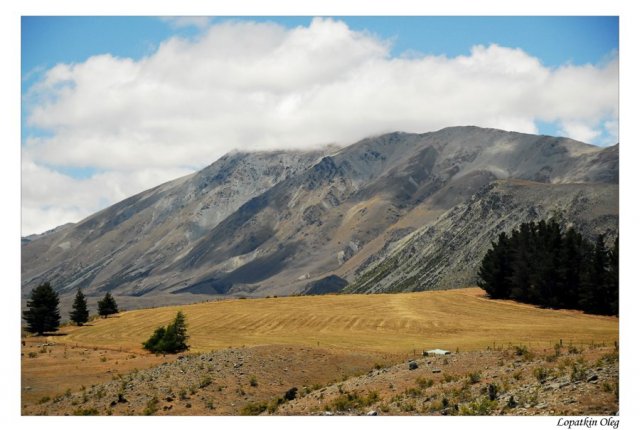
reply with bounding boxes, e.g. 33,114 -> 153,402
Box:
21,336 -> 166,407
22,344 -> 398,416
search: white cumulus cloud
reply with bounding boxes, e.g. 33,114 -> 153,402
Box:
22,17 -> 618,235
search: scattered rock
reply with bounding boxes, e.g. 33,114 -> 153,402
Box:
587,374 -> 598,382
432,368 -> 442,373
408,361 -> 418,370
366,410 -> 377,416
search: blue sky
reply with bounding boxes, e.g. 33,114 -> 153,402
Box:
22,16 -> 619,142
22,16 -> 618,75
21,16 -> 619,234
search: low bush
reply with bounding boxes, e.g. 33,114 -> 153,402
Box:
72,407 -> 99,416
467,371 -> 481,384
240,401 -> 267,415
142,311 -> 189,354
143,397 -> 159,415
533,367 -> 550,383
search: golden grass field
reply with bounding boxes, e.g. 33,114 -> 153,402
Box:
56,287 -> 618,354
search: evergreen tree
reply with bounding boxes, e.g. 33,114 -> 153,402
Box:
477,232 -> 512,299
558,228 -> 587,309
142,326 -> 166,352
606,236 -> 619,315
97,292 -> 119,318
508,223 -> 534,303
535,220 -> 562,308
69,288 -> 89,326
23,282 -> 61,335
478,221 -> 618,316
142,311 -> 189,353
580,235 -> 609,314
171,311 -> 188,349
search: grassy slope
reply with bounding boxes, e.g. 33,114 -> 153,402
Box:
57,288 -> 618,354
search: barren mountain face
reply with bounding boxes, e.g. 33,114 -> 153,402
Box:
21,127 -> 619,309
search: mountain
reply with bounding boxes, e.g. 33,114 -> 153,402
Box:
21,127 -> 618,309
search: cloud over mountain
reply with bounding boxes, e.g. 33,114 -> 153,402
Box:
22,18 -> 618,234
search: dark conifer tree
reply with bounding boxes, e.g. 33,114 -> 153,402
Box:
508,223 -> 534,303
97,292 -> 119,318
142,311 -> 189,353
142,326 -> 166,352
536,220 -> 562,308
478,232 -> 512,299
478,221 -> 617,316
558,228 -> 587,309
580,235 -> 609,314
69,289 -> 90,326
606,236 -> 619,315
23,282 -> 61,335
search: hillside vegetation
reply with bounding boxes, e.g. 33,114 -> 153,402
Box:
58,288 -> 618,354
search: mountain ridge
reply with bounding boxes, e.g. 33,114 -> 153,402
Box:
21,126 -> 618,309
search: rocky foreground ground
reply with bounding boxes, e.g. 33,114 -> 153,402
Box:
23,341 -> 617,416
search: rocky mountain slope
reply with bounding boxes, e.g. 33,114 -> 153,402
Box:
21,126 -> 618,306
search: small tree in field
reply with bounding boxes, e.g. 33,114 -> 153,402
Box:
69,289 -> 89,326
97,292 -> 118,318
143,311 -> 189,353
23,282 -> 60,335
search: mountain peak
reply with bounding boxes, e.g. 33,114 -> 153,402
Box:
22,127 -> 618,310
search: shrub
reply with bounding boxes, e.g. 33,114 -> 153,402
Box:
568,345 -> 581,354
143,397 -> 159,415
487,383 -> 499,401
571,362 -> 587,382
199,376 -> 212,389
416,377 -> 434,389
404,387 -> 422,397
142,311 -> 189,354
533,367 -> 550,383
443,374 -> 457,383
283,387 -> 298,401
249,376 -> 258,387
240,402 -> 267,415
514,345 -> 534,359
72,407 -> 99,416
459,397 -> 497,415
467,371 -> 481,384
327,390 -> 379,412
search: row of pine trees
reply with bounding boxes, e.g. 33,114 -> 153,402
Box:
23,282 -> 189,354
477,220 -> 618,316
22,282 -> 119,335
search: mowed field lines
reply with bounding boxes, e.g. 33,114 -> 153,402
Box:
59,288 -> 618,354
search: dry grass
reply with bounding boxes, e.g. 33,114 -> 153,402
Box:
52,288 -> 618,354
21,338 -> 166,405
